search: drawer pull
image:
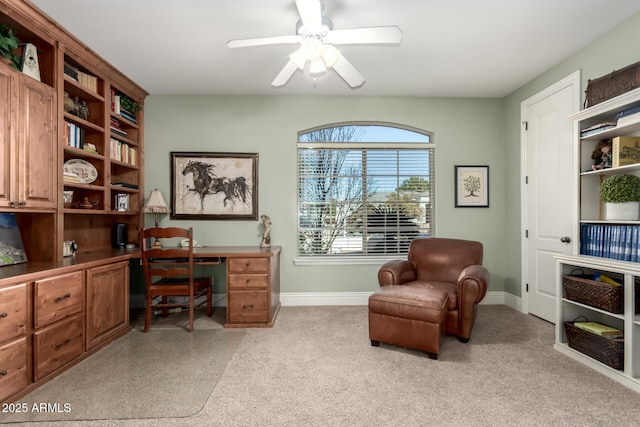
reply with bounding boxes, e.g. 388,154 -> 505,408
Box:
242,304 -> 254,310
0,312 -> 7,318
55,293 -> 71,303
55,338 -> 71,350
1,370 -> 7,376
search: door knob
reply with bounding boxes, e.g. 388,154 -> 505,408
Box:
560,236 -> 571,243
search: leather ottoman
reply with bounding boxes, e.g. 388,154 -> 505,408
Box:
368,285 -> 449,359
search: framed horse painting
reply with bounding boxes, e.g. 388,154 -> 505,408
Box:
170,152 -> 259,220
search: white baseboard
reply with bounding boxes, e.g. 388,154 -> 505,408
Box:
280,290 -> 523,310
132,291 -> 524,312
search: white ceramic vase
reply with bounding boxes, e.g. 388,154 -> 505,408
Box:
605,201 -> 640,220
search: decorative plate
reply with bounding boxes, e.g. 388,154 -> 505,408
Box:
63,159 -> 98,184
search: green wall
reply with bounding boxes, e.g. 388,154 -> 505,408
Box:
144,96 -> 505,294
503,11 -> 640,297
144,10 -> 640,299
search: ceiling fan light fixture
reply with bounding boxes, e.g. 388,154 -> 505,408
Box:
321,44 -> 340,68
289,48 -> 307,70
309,56 -> 326,75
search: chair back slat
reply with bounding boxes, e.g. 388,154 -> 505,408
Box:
141,227 -> 195,282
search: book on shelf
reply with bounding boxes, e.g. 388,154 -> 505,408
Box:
112,182 -> 139,189
615,104 -> 640,121
573,321 -> 623,338
612,136 -> 640,167
63,61 -> 78,81
63,172 -> 80,183
617,111 -> 640,127
580,224 -> 640,262
580,122 -> 616,137
77,70 -> 98,94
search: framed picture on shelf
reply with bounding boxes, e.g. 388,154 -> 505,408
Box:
455,165 -> 489,208
20,43 -> 40,81
115,193 -> 129,212
170,151 -> 258,220
0,213 -> 27,266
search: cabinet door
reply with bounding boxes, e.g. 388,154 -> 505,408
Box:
16,76 -> 56,209
0,283 -> 27,343
0,66 -> 15,207
85,261 -> 129,350
0,337 -> 28,402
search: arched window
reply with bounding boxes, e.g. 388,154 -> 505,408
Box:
297,122 -> 434,261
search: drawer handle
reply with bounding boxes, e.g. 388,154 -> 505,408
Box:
55,293 -> 71,303
0,312 -> 7,318
1,370 -> 7,376
242,304 -> 254,310
56,338 -> 71,350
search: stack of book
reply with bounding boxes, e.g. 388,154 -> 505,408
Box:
573,321 -> 623,339
64,121 -> 85,149
77,70 -> 98,94
63,61 -> 78,81
581,224 -> 640,262
110,118 -> 127,137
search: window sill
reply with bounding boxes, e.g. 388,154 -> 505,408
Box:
293,256 -> 405,266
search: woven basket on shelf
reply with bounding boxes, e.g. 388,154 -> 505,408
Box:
564,321 -> 624,370
561,274 -> 639,314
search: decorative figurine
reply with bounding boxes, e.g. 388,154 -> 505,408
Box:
260,214 -> 271,248
592,139 -> 612,170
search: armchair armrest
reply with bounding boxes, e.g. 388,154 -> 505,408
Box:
378,260 -> 417,286
456,264 -> 490,340
457,264 -> 489,304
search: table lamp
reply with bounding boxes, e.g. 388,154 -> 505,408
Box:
143,189 -> 170,248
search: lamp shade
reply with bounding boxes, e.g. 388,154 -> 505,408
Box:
143,189 -> 169,214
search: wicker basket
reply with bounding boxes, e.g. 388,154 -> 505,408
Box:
564,321 -> 624,370
562,274 -> 625,313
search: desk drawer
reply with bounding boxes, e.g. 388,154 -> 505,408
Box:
228,274 -> 269,290
34,314 -> 83,380
35,271 -> 83,328
228,258 -> 269,274
0,283 -> 27,342
228,291 -> 269,324
0,337 -> 28,402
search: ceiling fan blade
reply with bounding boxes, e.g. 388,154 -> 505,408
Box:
227,35 -> 301,48
295,0 -> 322,29
326,26 -> 403,45
332,55 -> 365,89
271,60 -> 299,87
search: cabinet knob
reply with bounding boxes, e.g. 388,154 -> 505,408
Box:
18,201 -> 26,207
0,370 -> 7,376
0,312 -> 7,318
560,236 -> 571,243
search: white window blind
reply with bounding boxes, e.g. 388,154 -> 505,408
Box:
297,123 -> 434,259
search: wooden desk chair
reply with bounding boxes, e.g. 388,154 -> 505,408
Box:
140,227 -> 213,332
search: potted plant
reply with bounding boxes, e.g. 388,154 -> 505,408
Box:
599,174 -> 640,220
0,24 -> 21,69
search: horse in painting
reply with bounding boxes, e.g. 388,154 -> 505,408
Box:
181,160 -> 251,212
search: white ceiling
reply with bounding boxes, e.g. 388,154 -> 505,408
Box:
30,0 -> 640,97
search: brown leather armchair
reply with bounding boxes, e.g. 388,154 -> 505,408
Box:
377,238 -> 489,342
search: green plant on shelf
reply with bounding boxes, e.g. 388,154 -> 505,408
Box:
0,24 -> 21,69
119,94 -> 142,113
599,174 -> 640,203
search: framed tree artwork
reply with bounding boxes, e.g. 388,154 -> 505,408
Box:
170,152 -> 259,220
455,165 -> 489,208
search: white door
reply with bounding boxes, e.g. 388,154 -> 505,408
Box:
522,71 -> 580,323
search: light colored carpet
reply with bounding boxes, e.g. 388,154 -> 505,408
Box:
2,308 -> 244,424
6,305 -> 640,426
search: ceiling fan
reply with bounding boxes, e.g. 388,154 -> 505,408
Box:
226,0 -> 402,89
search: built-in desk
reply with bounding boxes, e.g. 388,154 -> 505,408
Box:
189,246 -> 281,328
